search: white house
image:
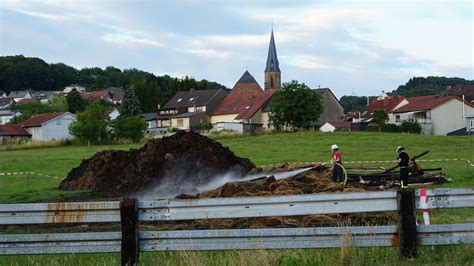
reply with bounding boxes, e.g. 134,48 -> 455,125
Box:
319,121 -> 351,132
8,90 -> 32,102
20,112 -> 76,141
390,96 -> 474,135
64,84 -> 86,93
0,110 -> 21,125
107,108 -> 120,120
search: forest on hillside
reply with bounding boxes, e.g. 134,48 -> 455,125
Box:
0,55 -> 228,105
340,76 -> 473,112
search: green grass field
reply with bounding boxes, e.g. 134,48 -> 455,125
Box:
1,131 -> 472,203
0,131 -> 473,265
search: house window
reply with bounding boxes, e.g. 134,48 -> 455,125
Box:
177,119 -> 183,127
470,120 -> 474,129
395,115 -> 400,122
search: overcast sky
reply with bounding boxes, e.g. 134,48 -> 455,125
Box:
1,0 -> 472,97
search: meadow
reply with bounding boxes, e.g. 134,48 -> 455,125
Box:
0,131 -> 473,265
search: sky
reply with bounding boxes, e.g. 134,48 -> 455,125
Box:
0,0 -> 472,97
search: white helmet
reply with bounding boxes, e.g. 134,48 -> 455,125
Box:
331,144 -> 339,150
396,146 -> 404,153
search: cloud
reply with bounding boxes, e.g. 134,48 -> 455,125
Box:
184,49 -> 231,59
101,31 -> 164,48
284,55 -> 329,70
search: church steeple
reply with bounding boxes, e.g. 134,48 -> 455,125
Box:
264,29 -> 281,90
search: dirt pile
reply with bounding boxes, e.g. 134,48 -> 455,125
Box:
148,166 -> 394,230
176,164 -> 377,199
59,131 -> 257,197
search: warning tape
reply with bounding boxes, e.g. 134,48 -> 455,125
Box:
259,158 -> 474,169
0,171 -> 62,179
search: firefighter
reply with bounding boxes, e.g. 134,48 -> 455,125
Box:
331,144 -> 343,183
396,146 -> 410,188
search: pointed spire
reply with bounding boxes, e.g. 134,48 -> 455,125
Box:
237,70 -> 258,84
265,29 -> 280,73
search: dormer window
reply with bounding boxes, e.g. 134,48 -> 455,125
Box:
245,106 -> 250,110
177,98 -> 182,102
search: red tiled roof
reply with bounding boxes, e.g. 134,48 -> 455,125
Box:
16,97 -> 39,104
81,91 -> 111,100
393,96 -> 464,113
361,96 -> 406,117
0,124 -> 31,136
324,121 -> 351,128
213,72 -> 275,120
20,112 -> 65,127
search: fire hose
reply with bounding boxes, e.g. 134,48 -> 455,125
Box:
334,162 -> 348,186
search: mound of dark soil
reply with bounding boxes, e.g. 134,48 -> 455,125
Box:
59,131 -> 257,197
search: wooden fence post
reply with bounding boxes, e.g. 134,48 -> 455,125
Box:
397,189 -> 418,258
120,197 -> 139,266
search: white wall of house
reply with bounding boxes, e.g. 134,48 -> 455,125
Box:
148,120 -> 157,129
0,112 -> 20,125
261,112 -> 271,130
108,110 -> 120,120
392,99 -> 474,135
319,123 -> 337,132
431,99 -> 474,135
27,113 -> 76,141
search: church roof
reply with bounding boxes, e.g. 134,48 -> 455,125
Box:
265,30 -> 280,73
237,70 -> 259,84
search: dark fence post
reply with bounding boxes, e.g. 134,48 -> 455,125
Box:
121,197 -> 139,266
397,189 -> 418,258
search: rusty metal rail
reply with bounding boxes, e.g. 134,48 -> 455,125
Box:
1,189 -> 471,225
0,201 -> 120,225
0,188 -> 473,261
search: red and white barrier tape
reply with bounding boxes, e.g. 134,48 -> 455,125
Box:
0,171 -> 61,179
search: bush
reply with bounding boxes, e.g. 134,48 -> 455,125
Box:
381,123 -> 402,133
402,121 -> 421,134
191,123 -> 213,131
366,123 -> 402,133
111,116 -> 148,143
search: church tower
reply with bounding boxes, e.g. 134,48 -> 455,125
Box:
264,29 -> 281,90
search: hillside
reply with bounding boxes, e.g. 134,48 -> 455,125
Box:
0,55 -> 228,105
391,76 -> 474,97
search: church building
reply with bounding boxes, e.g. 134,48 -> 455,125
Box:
211,29 -> 280,129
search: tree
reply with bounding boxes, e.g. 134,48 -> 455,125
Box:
132,80 -> 161,113
66,89 -> 86,113
269,80 -> 323,130
111,116 -> 148,142
49,96 -> 68,112
69,102 -> 110,144
120,88 -> 142,118
372,109 -> 388,132
340,95 -> 368,112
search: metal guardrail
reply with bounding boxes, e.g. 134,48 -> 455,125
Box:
0,232 -> 120,255
138,191 -> 398,221
1,224 -> 473,255
0,188 -> 472,225
0,202 -> 120,225
0,188 -> 473,262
